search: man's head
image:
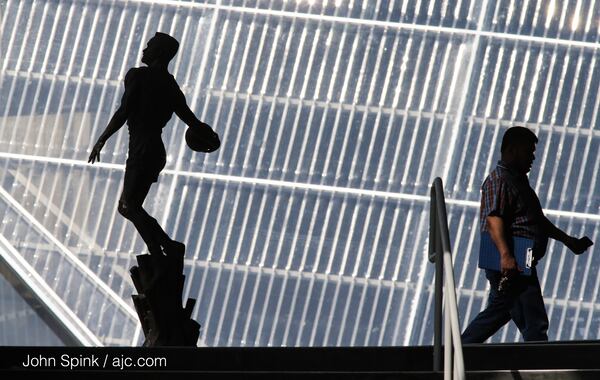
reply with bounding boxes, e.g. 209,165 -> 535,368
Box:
141,32 -> 179,66
501,126 -> 538,174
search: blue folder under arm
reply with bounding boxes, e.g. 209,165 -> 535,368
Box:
478,231 -> 533,276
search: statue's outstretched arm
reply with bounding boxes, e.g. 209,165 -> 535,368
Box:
88,69 -> 138,164
174,90 -> 218,139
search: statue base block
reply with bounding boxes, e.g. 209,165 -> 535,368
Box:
130,253 -> 200,346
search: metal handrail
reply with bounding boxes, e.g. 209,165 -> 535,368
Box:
429,177 -> 465,380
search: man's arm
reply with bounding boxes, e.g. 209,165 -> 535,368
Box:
541,216 -> 593,255
88,108 -> 127,164
173,88 -> 218,138
88,69 -> 136,164
175,102 -> 205,129
486,216 -> 520,274
174,97 -> 214,133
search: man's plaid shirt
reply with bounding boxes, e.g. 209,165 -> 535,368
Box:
480,161 -> 545,242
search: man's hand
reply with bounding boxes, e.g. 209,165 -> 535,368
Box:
566,236 -> 594,255
500,254 -> 520,275
499,253 -> 520,293
486,216 -> 521,275
88,140 -> 105,164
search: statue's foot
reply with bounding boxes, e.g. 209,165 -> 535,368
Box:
163,240 -> 185,257
148,244 -> 163,256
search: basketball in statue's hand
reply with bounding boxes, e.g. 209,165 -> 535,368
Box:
185,125 -> 220,153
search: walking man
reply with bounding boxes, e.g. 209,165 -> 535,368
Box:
461,126 -> 593,343
88,32 -> 218,256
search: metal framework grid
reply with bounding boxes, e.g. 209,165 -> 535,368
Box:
0,0 -> 599,346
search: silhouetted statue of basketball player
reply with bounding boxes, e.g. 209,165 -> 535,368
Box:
88,32 -> 218,257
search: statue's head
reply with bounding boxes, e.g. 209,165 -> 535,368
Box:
141,32 -> 179,65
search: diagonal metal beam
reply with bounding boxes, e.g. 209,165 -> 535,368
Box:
0,185 -> 139,324
0,233 -> 101,346
7,169 -> 132,284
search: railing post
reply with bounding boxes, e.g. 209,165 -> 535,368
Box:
430,177 -> 464,379
444,293 -> 452,378
434,236 -> 443,371
429,185 -> 438,263
431,183 -> 443,372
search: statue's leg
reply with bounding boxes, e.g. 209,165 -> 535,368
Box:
118,168 -> 169,255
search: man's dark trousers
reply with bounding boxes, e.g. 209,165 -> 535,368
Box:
461,267 -> 549,343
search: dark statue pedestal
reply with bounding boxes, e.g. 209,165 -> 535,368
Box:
130,253 -> 200,346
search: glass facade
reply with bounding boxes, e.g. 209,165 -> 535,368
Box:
0,0 -> 599,346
